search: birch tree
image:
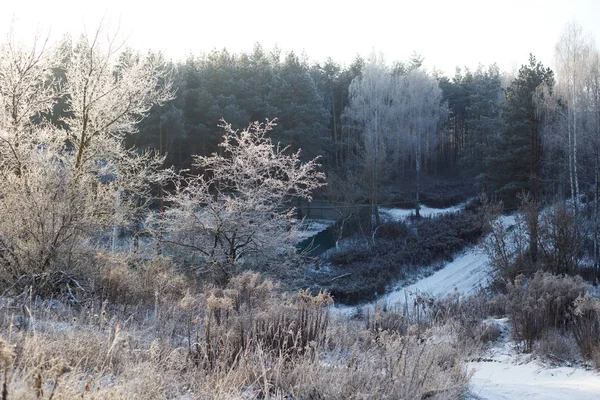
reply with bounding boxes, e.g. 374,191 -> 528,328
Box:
397,69 -> 447,217
582,46 -> 600,271
554,22 -> 594,209
343,53 -> 400,228
344,57 -> 446,222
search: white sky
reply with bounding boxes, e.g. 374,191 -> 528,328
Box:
3,0 -> 600,76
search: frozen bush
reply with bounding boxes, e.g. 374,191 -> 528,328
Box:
534,329 -> 580,365
572,293 -> 600,364
507,272 -> 590,353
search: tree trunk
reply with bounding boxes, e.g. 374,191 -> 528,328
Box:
373,112 -> 380,229
573,108 -> 580,211
331,89 -> 339,166
529,119 -> 539,265
594,150 -> 599,274
415,130 -> 421,218
568,108 -> 575,206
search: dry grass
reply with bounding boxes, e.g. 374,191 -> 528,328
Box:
0,271 -> 473,399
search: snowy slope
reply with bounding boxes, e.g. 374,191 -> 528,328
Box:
382,248 -> 490,303
332,205 -> 501,315
380,214 -> 516,305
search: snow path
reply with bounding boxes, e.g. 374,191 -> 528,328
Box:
382,247 -> 490,304
468,319 -> 600,400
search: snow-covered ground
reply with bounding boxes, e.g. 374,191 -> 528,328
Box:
380,199 -> 472,221
468,319 -> 600,400
293,219 -> 336,242
382,247 -> 490,303
380,214 -> 516,306
330,209 -> 509,317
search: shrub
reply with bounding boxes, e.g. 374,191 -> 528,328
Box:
200,272 -> 333,369
506,272 -> 590,353
0,270 -> 471,399
533,329 -> 580,365
538,202 -> 584,275
91,255 -> 190,305
482,198 -> 590,282
571,293 -> 600,364
0,251 -> 191,310
418,291 -> 505,349
0,31 -> 173,294
363,303 -> 410,335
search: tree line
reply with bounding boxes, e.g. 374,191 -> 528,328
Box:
2,21 -> 600,287
67,24 -> 600,251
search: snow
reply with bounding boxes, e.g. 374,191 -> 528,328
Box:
380,214 -> 516,306
470,362 -> 600,399
380,199 -> 472,221
382,247 -> 490,304
331,203 -> 501,317
293,219 -> 336,242
468,319 -> 600,400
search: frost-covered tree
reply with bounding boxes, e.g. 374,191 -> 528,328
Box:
0,34 -> 58,174
343,53 -> 400,226
586,48 -> 600,271
396,68 -> 447,217
554,27 -> 600,269
344,56 -> 446,221
160,120 -> 325,285
0,28 -> 173,284
554,22 -> 595,207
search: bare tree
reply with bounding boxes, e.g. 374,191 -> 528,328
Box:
160,120 -> 325,285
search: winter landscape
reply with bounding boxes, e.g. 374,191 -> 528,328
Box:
0,1 -> 600,399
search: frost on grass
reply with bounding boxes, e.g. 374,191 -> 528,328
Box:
0,272 -> 472,400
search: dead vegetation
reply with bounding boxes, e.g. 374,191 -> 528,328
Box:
0,270 -> 473,399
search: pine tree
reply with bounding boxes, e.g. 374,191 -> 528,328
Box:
489,55 -> 554,266
491,54 -> 554,209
